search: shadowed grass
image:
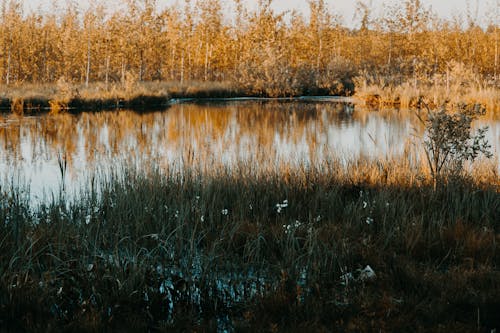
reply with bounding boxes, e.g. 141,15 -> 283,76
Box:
0,157 -> 498,332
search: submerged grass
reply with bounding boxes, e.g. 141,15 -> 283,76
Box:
0,157 -> 499,332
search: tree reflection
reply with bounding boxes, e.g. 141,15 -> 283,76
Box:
0,101 -> 455,192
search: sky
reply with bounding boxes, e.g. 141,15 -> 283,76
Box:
269,0 -> 494,25
24,0 -> 498,27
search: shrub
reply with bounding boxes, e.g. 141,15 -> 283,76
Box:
417,102 -> 492,185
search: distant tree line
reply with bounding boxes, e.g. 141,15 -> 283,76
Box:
0,0 -> 498,96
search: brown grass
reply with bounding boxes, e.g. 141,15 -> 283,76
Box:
354,77 -> 500,116
0,81 -> 244,113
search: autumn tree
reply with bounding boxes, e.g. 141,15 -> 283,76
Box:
0,0 -> 497,97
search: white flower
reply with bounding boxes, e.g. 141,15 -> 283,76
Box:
366,217 -> 374,225
283,224 -> 293,234
363,201 -> 368,209
200,215 -> 204,222
221,209 -> 228,216
276,200 -> 289,213
340,272 -> 354,286
359,265 -> 376,281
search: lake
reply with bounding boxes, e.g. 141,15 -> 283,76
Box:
0,98 -> 498,200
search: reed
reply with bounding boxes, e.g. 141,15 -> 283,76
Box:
0,156 -> 498,332
354,77 -> 500,116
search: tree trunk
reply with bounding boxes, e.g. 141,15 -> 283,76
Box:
139,49 -> 144,81
6,45 -> 11,85
6,30 -> 12,85
204,41 -> 209,81
495,24 -> 498,82
85,38 -> 91,87
121,59 -> 125,84
181,52 -> 184,84
105,55 -> 110,89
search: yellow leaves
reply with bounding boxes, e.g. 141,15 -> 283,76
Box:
0,0 -> 497,98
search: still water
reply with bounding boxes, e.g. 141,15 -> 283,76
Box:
0,98 -> 499,199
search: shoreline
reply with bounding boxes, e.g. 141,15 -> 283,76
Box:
353,80 -> 500,115
2,80 -> 499,115
0,95 -> 355,114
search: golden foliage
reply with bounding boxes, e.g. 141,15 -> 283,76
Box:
0,0 -> 497,98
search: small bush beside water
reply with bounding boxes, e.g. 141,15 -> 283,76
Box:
0,158 -> 498,332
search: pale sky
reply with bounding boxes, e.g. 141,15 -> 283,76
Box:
25,0 -> 498,27
269,0 -> 495,25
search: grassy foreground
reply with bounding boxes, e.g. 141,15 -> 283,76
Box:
0,159 -> 499,332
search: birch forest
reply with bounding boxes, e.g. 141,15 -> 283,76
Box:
0,0 -> 499,96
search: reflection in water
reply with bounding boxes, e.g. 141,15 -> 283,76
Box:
0,100 -> 498,198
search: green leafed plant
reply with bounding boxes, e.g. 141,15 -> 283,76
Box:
417,102 -> 492,185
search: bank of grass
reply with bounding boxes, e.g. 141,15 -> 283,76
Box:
354,78 -> 500,116
2,77 -> 500,116
0,80 -> 242,114
0,157 -> 499,332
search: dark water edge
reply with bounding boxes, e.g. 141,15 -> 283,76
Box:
1,95 -> 171,114
0,94 -> 355,114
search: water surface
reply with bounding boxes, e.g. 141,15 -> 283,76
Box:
0,99 -> 498,199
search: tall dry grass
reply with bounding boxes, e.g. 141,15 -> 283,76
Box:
355,81 -> 500,115
0,80 -> 243,113
354,63 -> 500,115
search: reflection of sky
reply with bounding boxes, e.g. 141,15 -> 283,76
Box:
0,101 -> 499,199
